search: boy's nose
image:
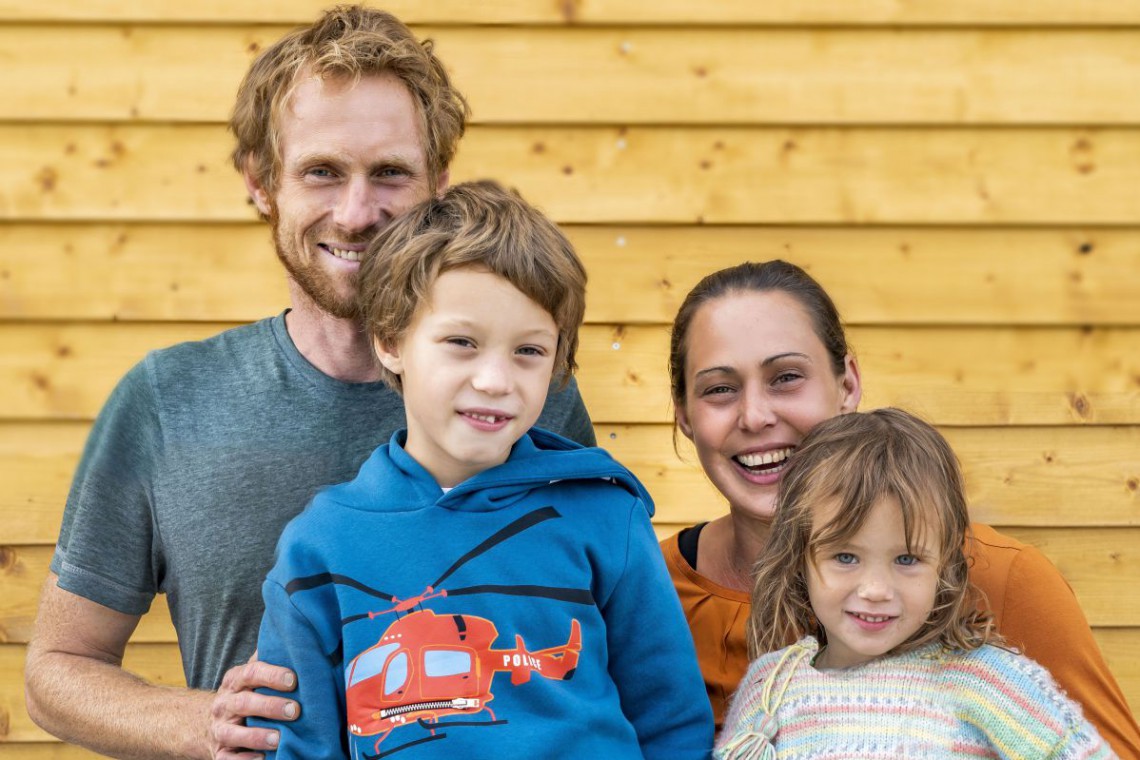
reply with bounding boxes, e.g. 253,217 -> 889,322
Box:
472,357 -> 512,395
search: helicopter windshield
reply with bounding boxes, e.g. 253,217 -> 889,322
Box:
347,642 -> 399,688
384,652 -> 409,696
423,649 -> 473,678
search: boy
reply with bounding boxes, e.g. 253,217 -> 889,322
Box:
251,180 -> 713,758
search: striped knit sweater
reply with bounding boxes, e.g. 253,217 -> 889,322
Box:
715,636 -> 1115,759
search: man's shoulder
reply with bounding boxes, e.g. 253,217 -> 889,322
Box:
148,316 -> 275,371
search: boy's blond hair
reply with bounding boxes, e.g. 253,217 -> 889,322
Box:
357,180 -> 587,391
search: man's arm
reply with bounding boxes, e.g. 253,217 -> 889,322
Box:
25,575 -> 298,760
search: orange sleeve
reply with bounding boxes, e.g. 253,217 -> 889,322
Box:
972,527 -> 1140,759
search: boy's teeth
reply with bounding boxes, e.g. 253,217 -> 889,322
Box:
328,246 -> 361,261
736,447 -> 793,468
470,413 -> 502,423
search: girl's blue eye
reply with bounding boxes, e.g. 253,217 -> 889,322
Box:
896,554 -> 920,566
835,553 -> 857,565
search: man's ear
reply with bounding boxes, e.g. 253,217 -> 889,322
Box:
241,159 -> 273,217
373,337 -> 404,377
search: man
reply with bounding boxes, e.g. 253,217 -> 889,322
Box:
24,8 -> 594,758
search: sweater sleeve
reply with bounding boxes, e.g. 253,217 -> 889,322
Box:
995,543 -> 1140,757
250,578 -> 349,760
602,499 -> 714,760
955,648 -> 1114,760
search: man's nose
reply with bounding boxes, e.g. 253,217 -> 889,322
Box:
333,178 -> 383,233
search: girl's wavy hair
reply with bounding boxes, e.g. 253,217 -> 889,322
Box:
230,4 -> 469,199
748,407 -> 998,659
357,179 -> 587,392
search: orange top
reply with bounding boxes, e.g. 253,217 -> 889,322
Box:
662,523 -> 1140,759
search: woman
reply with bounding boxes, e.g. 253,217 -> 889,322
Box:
661,260 -> 1140,757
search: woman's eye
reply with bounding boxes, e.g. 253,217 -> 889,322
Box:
896,554 -> 920,567
772,371 -> 803,385
701,384 -> 734,397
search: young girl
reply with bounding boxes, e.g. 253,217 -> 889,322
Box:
715,408 -> 1113,759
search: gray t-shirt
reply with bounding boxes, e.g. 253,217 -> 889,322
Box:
51,313 -> 595,690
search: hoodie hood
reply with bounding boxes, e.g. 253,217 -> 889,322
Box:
320,427 -> 655,517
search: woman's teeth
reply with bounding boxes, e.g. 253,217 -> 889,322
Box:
735,447 -> 794,469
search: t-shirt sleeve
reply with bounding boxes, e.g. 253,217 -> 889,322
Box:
601,498 -> 714,760
537,375 -> 596,447
997,545 -> 1140,756
51,358 -> 163,615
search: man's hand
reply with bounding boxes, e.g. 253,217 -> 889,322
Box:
210,656 -> 299,759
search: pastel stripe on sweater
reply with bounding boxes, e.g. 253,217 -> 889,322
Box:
715,637 -> 1116,759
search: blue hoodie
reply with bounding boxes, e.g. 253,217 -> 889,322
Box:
253,429 -> 713,759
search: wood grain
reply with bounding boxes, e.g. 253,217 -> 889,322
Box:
3,1 -> 1140,25
3,224 -> 1139,326
8,26 -> 1140,124
6,125 -> 1140,224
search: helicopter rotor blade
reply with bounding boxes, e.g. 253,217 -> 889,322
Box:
445,584 -> 594,606
285,572 -> 396,601
431,506 -> 561,588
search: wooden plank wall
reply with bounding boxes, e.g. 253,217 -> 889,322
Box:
2,1 -> 1140,753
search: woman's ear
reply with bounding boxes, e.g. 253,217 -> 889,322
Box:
373,337 -> 404,377
838,354 -> 862,413
675,403 -> 694,440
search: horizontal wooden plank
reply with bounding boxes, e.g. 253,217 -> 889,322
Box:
2,323 -> 1139,425
6,422 -> 1137,547
0,548 -> 173,645
4,224 -> 1140,326
5,125 -> 1140,224
9,26 -> 1140,125
3,0 -> 1140,25
0,744 -> 104,758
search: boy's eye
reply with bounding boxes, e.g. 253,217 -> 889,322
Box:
446,337 -> 475,349
516,346 -> 547,357
834,552 -> 857,565
895,554 -> 921,567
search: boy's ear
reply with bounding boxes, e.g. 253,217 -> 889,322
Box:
373,337 -> 404,376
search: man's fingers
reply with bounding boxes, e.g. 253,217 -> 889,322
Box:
212,720 -> 281,755
220,660 -> 297,693
217,690 -> 299,722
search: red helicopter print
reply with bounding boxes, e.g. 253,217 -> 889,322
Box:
283,506 -> 591,759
